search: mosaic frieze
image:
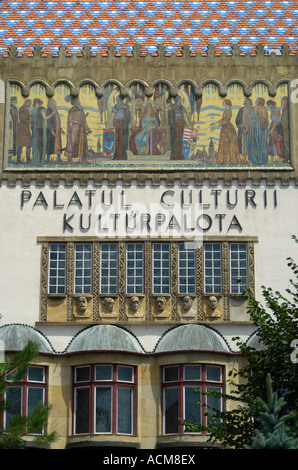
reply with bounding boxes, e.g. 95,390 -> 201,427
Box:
4,79 -> 292,171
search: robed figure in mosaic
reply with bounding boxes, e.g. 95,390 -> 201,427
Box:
168,95 -> 191,160
8,96 -> 18,162
16,98 -> 32,164
248,97 -> 269,165
109,94 -> 131,160
236,98 -> 253,164
212,99 -> 240,165
64,95 -> 91,164
31,98 -> 47,166
45,98 -> 64,165
130,101 -> 160,155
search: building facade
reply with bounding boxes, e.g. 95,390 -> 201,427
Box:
0,0 -> 297,450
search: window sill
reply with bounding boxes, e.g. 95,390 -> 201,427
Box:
66,434 -> 140,449
47,294 -> 67,298
35,319 -> 255,327
156,434 -> 221,448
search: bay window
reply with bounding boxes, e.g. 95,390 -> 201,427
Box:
3,366 -> 46,433
162,364 -> 223,434
73,364 -> 136,436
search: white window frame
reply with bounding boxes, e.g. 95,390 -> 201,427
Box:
48,242 -> 67,295
178,242 -> 196,294
126,242 -> 144,294
100,242 -> 118,295
152,242 -> 171,294
203,242 -> 222,294
229,242 -> 248,294
74,242 -> 92,295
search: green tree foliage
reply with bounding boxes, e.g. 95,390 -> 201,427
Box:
0,340 -> 58,449
244,374 -> 298,449
183,236 -> 298,448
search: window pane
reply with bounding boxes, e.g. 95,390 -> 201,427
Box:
100,243 -> 118,294
5,387 -> 22,429
117,366 -> 133,383
163,366 -> 179,382
28,387 -> 44,433
28,387 -> 44,414
184,365 -> 201,381
75,388 -> 90,434
126,243 -> 144,294
204,243 -> 222,294
206,366 -> 222,382
164,387 -> 179,434
95,365 -> 112,381
230,243 -> 248,294
117,387 -> 133,434
184,386 -> 201,430
48,243 -> 66,294
28,366 -> 45,383
207,386 -> 222,426
95,387 -> 112,433
152,243 -> 170,294
74,243 -> 92,294
178,243 -> 196,294
75,366 -> 90,383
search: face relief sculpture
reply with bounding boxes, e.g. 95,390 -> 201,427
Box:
182,295 -> 193,312
103,297 -> 115,312
130,296 -> 140,313
78,296 -> 88,313
208,296 -> 218,311
156,296 -> 166,312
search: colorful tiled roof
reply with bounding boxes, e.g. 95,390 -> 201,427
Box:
0,0 -> 297,56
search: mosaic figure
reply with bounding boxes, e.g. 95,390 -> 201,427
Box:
45,98 -> 64,165
249,97 -> 269,164
16,99 -> 32,164
130,101 -> 160,155
281,96 -> 290,162
109,94 -> 131,160
267,99 -> 286,162
212,99 -> 240,165
236,98 -> 253,164
64,95 -> 91,165
8,96 -> 18,161
31,98 -> 47,166
168,95 -> 191,160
